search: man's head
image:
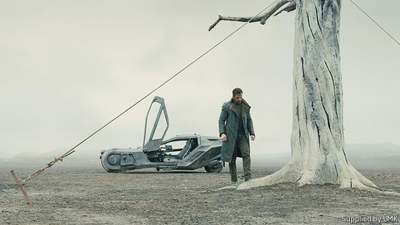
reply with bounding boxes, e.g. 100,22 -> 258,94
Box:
232,88 -> 243,104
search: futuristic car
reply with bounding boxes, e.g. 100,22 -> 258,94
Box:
100,96 -> 223,173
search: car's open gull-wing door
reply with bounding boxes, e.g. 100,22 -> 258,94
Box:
142,96 -> 169,152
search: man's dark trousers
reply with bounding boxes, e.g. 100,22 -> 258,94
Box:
229,133 -> 251,182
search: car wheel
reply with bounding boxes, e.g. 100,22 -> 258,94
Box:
204,161 -> 223,173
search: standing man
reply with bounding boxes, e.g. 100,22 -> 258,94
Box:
218,88 -> 255,184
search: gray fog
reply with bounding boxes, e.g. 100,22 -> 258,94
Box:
1,0 -> 399,164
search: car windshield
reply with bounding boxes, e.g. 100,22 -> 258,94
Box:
161,138 -> 198,157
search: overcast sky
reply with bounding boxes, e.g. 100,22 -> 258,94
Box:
1,0 -> 399,159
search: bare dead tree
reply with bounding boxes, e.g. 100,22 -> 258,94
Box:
210,0 -> 395,193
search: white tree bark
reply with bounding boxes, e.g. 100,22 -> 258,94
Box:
210,0 -> 384,191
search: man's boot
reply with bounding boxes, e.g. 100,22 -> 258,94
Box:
229,159 -> 238,184
243,155 -> 251,181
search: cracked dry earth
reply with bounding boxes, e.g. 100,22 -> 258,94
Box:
0,167 -> 399,225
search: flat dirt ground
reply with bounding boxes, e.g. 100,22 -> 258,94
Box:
0,167 -> 399,225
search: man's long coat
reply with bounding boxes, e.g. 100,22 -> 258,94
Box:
218,99 -> 255,162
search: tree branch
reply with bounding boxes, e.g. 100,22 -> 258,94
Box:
208,0 -> 296,31
274,0 -> 297,16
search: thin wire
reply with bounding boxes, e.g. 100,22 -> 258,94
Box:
348,0 -> 400,47
21,0 -> 279,183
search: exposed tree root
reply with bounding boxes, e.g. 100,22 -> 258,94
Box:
237,161 -> 299,190
230,162 -> 400,197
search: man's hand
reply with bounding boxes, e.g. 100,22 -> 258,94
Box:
220,133 -> 227,142
250,135 -> 255,141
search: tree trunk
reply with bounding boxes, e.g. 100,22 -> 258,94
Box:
239,0 -> 377,190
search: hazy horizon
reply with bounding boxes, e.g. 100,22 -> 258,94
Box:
1,143 -> 400,172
